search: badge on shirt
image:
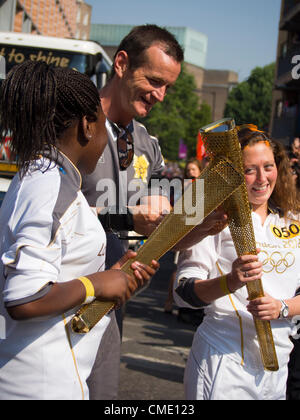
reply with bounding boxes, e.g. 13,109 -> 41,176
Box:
270,223 -> 300,239
133,154 -> 149,183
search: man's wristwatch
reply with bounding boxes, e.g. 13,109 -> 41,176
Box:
279,300 -> 289,319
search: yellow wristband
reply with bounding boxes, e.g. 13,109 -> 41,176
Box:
78,276 -> 95,304
219,275 -> 231,296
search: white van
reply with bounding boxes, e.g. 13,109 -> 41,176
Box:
0,176 -> 11,207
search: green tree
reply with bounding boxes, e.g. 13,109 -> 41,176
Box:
224,63 -> 275,129
141,65 -> 212,160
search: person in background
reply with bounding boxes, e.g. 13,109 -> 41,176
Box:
291,159 -> 300,195
174,126 -> 300,400
291,136 -> 300,161
286,141 -> 300,203
164,158 -> 205,328
286,141 -> 300,400
178,158 -> 206,325
184,158 -> 203,180
0,61 -> 159,400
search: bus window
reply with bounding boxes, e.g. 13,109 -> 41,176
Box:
1,45 -> 89,74
0,33 -> 113,180
95,56 -> 111,89
1,45 -> 111,89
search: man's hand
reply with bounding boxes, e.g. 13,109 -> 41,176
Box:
173,209 -> 228,251
130,195 -> 171,237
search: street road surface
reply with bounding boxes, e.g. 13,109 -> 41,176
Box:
119,253 -> 198,400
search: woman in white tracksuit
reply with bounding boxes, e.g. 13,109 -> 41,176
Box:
0,61 -> 159,400
174,126 -> 300,400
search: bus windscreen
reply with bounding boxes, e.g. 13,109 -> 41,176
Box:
0,44 -> 88,74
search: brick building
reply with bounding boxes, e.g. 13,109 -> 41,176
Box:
0,0 -> 91,39
75,0 -> 91,40
201,69 -> 238,121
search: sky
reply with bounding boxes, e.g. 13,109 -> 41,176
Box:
88,0 -> 282,82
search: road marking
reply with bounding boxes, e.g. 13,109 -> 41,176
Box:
121,352 -> 186,370
160,345 -> 190,357
124,319 -> 194,336
122,335 -> 189,357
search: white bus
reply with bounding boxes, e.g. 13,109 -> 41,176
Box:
0,32 -> 112,179
0,31 -> 112,88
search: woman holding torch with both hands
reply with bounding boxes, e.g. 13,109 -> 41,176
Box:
174,126 -> 300,400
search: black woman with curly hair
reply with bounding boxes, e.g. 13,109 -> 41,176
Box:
0,61 -> 159,400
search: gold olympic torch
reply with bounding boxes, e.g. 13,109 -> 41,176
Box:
71,118 -> 279,371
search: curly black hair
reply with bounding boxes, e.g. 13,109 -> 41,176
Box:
0,60 -> 100,175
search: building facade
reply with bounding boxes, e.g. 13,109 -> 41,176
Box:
75,0 -> 91,40
201,69 -> 238,121
90,23 -> 238,121
0,0 -> 91,39
270,0 -> 300,145
90,24 -> 208,68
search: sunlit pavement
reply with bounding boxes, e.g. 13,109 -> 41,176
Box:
119,252 -> 197,401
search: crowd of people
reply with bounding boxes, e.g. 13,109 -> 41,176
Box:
0,23 -> 299,401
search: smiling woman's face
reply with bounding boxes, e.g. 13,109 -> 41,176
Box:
243,142 -> 278,212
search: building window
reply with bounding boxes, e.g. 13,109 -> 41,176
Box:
22,12 -> 32,33
276,100 -> 283,118
83,13 -> 89,26
281,42 -> 288,58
